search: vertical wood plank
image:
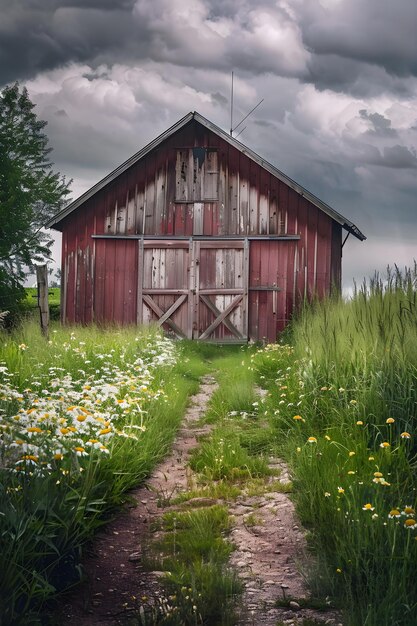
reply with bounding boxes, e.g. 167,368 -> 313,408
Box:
287,189 -> 298,234
238,154 -> 250,235
104,240 -> 116,322
278,182 -> 288,234
259,169 -> 269,235
155,160 -> 166,235
193,202 -> 203,235
113,240 -> 126,323
307,204 -> 319,299
191,240 -> 199,339
61,231 -> 68,324
137,239 -> 144,324
249,160 -> 259,234
123,240 -> 137,323
243,238 -> 249,339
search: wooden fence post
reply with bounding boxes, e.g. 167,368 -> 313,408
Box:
36,264 -> 49,338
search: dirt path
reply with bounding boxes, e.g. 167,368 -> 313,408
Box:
57,375 -> 341,626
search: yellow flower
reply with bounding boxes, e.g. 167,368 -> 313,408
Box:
336,568 -> 342,573
54,453 -> 63,461
76,415 -> 87,422
362,503 -> 374,511
347,470 -> 356,475
400,432 -> 411,439
307,436 -> 317,443
324,492 -> 331,497
337,487 -> 345,494
99,427 -> 112,435
27,427 -> 42,433
60,427 -> 69,435
320,386 -> 328,391
293,415 -> 303,421
296,447 -> 301,453
21,454 -> 39,462
368,456 -> 375,461
374,471 -> 383,478
324,435 -> 331,441
386,417 -> 395,424
380,442 -> 390,449
388,509 -> 401,519
404,519 -> 417,529
349,400 -> 357,405
348,451 -> 355,457
356,420 -> 364,425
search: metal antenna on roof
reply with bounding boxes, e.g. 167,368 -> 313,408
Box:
230,71 -> 234,136
234,126 -> 246,139
232,98 -> 264,136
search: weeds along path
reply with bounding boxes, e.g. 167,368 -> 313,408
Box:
57,375 -> 217,625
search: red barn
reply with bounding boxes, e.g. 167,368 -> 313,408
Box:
47,111 -> 365,342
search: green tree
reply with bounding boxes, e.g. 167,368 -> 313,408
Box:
0,82 -> 70,321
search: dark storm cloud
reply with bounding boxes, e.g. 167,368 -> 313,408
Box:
0,0 -> 139,85
0,0 -> 308,85
2,0 -> 416,96
300,0 -> 417,81
304,52 -> 416,98
372,145 -> 417,170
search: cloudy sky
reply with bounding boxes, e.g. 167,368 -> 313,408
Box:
1,0 -> 416,291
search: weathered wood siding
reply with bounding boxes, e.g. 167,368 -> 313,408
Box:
59,119 -> 341,341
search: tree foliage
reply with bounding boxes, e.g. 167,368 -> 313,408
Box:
0,82 -> 70,318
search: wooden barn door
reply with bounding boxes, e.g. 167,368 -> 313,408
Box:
138,240 -> 192,338
194,240 -> 248,342
138,238 -> 249,341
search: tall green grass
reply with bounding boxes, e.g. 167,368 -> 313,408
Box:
252,265 -> 417,625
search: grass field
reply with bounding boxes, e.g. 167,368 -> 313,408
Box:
2,266 -> 417,625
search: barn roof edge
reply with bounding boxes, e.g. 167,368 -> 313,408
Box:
46,111 -> 366,241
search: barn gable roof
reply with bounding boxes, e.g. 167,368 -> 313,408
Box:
47,111 -> 365,240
